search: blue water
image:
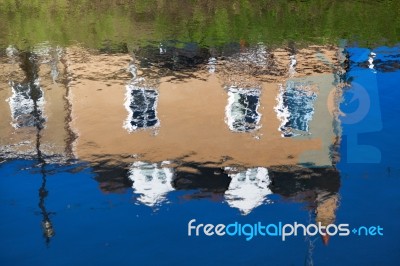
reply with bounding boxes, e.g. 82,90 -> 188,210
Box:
1,46 -> 400,265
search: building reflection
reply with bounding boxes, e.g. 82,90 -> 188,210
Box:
1,42 -> 347,246
61,43 -> 343,167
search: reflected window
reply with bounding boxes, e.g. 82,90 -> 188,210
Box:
224,167 -> 272,215
124,85 -> 159,132
8,83 -> 45,129
225,87 -> 261,132
207,57 -> 217,73
275,82 -> 317,137
128,161 -> 174,207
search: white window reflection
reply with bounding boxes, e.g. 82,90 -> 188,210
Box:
225,87 -> 262,132
224,167 -> 272,215
207,57 -> 217,73
124,85 -> 159,132
275,81 -> 317,137
128,161 -> 174,207
7,82 -> 46,129
289,55 -> 297,77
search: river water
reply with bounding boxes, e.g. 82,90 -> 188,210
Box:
0,1 -> 399,265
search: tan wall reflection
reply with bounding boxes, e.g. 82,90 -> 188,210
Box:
0,47 -> 71,161
1,45 -> 343,166
66,45 -> 342,167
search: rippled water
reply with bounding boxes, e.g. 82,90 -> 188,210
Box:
1,1 -> 400,265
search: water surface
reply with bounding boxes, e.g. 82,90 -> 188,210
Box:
1,1 -> 400,265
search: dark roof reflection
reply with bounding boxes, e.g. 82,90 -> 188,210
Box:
91,161 -> 132,193
172,163 -> 231,192
268,166 -> 340,198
